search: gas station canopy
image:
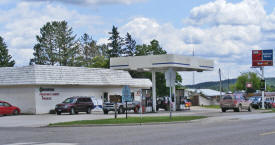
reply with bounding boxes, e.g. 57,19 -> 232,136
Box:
110,54 -> 214,72
110,54 -> 214,112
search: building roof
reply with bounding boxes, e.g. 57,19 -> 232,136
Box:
187,89 -> 225,96
0,65 -> 152,88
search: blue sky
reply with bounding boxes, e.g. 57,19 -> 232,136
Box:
1,0 -> 275,85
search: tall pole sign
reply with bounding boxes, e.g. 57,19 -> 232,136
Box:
252,49 -> 273,109
252,50 -> 273,67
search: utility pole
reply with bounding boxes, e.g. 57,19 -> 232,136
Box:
261,67 -> 265,109
193,48 -> 195,86
228,71 -> 230,91
219,68 -> 222,98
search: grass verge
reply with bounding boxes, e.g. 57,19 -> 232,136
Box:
202,105 -> 220,109
49,116 -> 207,126
262,109 -> 275,113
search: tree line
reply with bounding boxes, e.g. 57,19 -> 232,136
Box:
0,20 -> 182,96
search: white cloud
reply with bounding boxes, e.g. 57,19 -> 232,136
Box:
24,0 -> 145,5
1,0 -> 275,85
0,0 -> 10,5
119,0 -> 275,84
0,2 -> 103,66
186,0 -> 266,26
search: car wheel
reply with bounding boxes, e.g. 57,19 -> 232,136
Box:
165,106 -> 169,111
221,108 -> 226,112
56,111 -> 61,115
70,108 -> 75,115
103,110 -> 108,114
118,107 -> 123,114
248,105 -> 252,112
13,109 -> 19,115
237,105 -> 242,112
134,106 -> 139,113
87,107 -> 91,114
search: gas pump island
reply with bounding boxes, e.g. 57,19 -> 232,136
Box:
110,54 -> 214,112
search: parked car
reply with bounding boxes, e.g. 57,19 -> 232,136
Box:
0,101 -> 20,116
220,93 -> 252,112
272,100 -> 275,108
55,97 -> 94,115
251,96 -> 272,109
103,95 -> 139,114
156,96 -> 170,111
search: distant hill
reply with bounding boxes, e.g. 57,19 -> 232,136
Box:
185,77 -> 275,91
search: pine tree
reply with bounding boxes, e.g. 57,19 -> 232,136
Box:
107,26 -> 124,57
54,21 -> 77,66
78,33 -> 99,67
124,32 -> 136,56
30,21 -> 78,66
29,44 -> 46,65
0,36 -> 15,67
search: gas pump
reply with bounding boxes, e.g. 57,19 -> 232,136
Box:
176,89 -> 186,110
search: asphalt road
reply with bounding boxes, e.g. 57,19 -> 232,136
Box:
0,106 -> 268,127
1,113 -> 275,145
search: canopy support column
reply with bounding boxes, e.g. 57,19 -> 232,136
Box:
152,70 -> 156,112
173,85 -> 176,111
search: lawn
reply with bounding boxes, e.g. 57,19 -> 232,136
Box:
201,105 -> 220,109
49,116 -> 207,126
262,109 -> 275,113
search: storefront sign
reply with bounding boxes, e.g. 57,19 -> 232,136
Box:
39,87 -> 59,101
39,93 -> 59,96
41,96 -> 52,100
39,87 -> 55,92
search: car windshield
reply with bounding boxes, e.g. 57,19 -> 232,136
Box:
253,97 -> 261,101
63,98 -> 75,103
249,97 -> 255,101
223,95 -> 232,100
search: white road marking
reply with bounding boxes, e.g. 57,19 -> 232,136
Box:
260,131 -> 275,136
5,143 -> 78,145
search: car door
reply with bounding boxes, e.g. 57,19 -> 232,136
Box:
76,98 -> 85,112
0,103 -> 4,115
3,103 -> 13,115
241,96 -> 249,109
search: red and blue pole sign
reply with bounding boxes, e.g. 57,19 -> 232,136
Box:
252,50 -> 273,67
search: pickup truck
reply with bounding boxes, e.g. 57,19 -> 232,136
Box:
103,101 -> 140,114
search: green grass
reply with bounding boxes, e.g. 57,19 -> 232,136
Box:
262,109 -> 275,113
201,105 -> 220,109
49,116 -> 207,126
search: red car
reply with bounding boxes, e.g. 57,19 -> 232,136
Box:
0,101 -> 20,116
272,100 -> 275,108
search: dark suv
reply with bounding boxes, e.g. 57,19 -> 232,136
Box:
55,97 -> 94,115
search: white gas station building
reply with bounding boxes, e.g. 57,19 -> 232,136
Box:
110,54 -> 214,112
0,54 -> 213,114
0,65 -> 151,114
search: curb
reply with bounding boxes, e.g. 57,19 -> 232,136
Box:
46,120 -> 200,128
